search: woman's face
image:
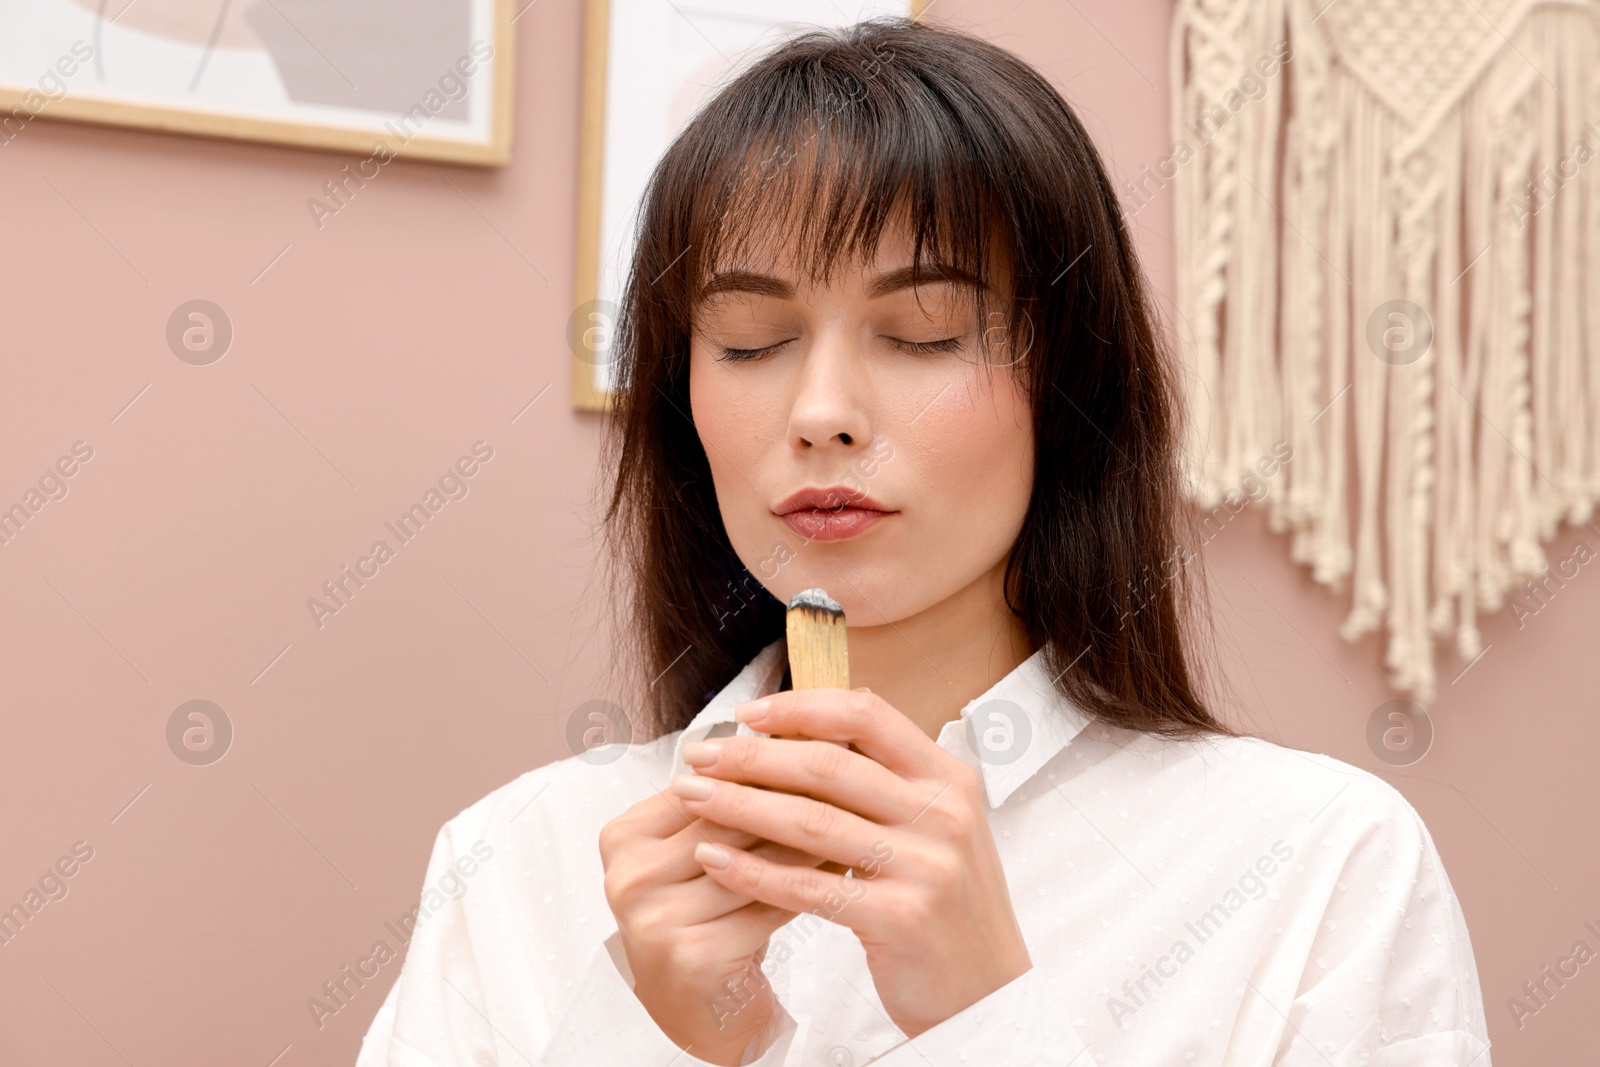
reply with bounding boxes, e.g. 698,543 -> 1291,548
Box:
687,216 -> 1035,629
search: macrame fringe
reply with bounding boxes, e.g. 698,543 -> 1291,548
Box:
1171,0 -> 1600,705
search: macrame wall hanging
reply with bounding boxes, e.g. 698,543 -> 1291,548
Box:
1169,0 -> 1600,705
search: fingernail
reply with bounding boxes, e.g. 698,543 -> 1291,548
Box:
735,698 -> 772,724
695,841 -> 731,868
671,774 -> 715,800
681,740 -> 721,766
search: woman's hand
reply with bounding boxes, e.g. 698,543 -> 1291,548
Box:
598,792 -> 827,1064
671,688 -> 1033,1038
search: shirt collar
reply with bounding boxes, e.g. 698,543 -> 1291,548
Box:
669,638 -> 1093,810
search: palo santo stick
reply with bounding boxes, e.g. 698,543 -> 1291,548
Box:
781,588 -> 848,749
786,587 -> 849,691
781,588 -> 852,877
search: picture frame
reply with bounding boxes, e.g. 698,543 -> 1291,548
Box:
0,0 -> 516,166
571,0 -> 930,411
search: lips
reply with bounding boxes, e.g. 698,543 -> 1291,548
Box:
773,486 -> 894,542
773,486 -> 892,515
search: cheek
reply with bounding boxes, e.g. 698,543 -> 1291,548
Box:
689,352 -> 742,475
903,369 -> 1033,533
688,349 -> 779,539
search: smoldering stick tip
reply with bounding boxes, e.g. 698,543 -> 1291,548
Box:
787,587 -> 842,613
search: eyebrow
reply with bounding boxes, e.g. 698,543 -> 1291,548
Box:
694,262 -> 990,304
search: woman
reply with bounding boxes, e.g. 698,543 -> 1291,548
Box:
357,17 -> 1490,1066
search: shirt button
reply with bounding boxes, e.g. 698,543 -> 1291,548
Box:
827,1046 -> 853,1067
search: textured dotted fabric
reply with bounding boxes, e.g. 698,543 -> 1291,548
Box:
354,638 -> 1491,1066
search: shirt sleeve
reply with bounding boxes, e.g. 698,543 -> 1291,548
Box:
354,977 -> 400,1067
355,820 -> 800,1067
538,931 -> 800,1066
864,960 -> 1092,1067
353,819 -> 499,1067
1251,784 -> 1493,1066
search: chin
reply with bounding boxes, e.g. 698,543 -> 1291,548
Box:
801,574 -> 914,627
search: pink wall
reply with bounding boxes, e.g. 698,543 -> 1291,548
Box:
1,2 -> 1594,1064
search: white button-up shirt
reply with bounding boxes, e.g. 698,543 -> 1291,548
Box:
355,637 -> 1492,1066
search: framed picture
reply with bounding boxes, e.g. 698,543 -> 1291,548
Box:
0,0 -> 516,166
571,0 -> 929,411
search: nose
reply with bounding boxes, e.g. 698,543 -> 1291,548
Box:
787,330 -> 873,454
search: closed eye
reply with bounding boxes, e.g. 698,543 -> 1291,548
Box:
716,336 -> 964,362
717,340 -> 791,362
894,337 -> 963,354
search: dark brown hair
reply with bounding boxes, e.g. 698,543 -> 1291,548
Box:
599,16 -> 1233,740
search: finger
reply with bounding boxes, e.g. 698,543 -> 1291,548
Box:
622,813 -> 767,896
693,839 -> 881,929
672,775 -> 892,870
658,817 -> 827,884
651,789 -> 772,867
633,885 -> 798,958
674,838 -> 831,924
733,688 -> 958,781
686,898 -> 800,967
683,735 -> 922,824
616,787 -> 698,841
